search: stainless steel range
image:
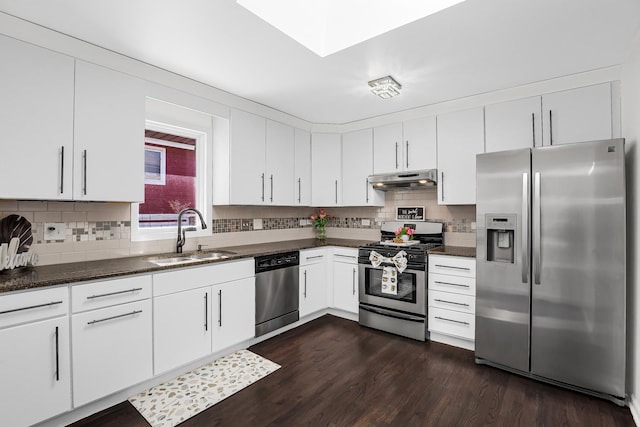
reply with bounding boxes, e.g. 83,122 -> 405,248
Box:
358,221 -> 443,341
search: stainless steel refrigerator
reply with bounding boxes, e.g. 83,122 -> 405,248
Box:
475,138 -> 626,404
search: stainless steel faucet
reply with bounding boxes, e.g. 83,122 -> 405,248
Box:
176,208 -> 207,253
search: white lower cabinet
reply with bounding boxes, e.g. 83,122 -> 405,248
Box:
332,248 -> 359,314
428,255 -> 476,349
299,249 -> 328,317
153,287 -> 212,375
71,299 -> 153,407
0,287 -> 71,427
212,277 -> 255,352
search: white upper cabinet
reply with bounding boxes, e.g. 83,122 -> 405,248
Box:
294,128 -> 311,206
542,83 -> 613,146
437,107 -> 485,205
74,60 -> 145,202
0,35 -> 75,200
342,129 -> 384,206
311,133 -> 342,206
229,109 -> 266,204
485,96 -> 542,153
266,120 -> 295,205
402,116 -> 437,170
373,116 -> 436,174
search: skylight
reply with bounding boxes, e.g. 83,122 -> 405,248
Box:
236,0 -> 465,57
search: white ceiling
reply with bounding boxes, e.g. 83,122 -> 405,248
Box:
1,0 -> 639,124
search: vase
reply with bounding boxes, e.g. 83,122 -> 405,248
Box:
316,226 -> 327,240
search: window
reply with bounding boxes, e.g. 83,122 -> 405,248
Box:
132,98 -> 213,242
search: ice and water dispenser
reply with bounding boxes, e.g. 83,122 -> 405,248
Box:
485,214 -> 516,263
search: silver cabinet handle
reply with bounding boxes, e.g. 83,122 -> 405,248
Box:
533,172 -> 541,285
298,178 -> 301,203
335,180 -> 338,204
549,110 -> 553,145
0,300 -> 63,315
60,146 -> 65,194
395,142 -> 399,169
86,287 -> 143,300
305,255 -> 324,260
270,174 -> 274,203
87,310 -> 142,325
204,292 -> 208,331
434,264 -> 470,271
82,149 -> 88,195
405,140 -> 409,169
304,270 -> 307,298
522,173 -> 530,284
435,316 -> 469,326
434,280 -> 470,288
334,254 -> 356,259
434,298 -> 469,307
261,173 -> 265,202
54,326 -> 60,381
365,178 -> 369,203
441,171 -> 445,202
531,113 -> 536,147
352,268 -> 356,295
218,290 -> 222,327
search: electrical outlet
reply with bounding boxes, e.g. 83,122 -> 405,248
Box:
471,222 -> 477,230
44,223 -> 66,240
253,218 -> 263,230
361,219 -> 371,226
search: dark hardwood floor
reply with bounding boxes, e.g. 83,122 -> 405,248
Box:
70,315 -> 634,426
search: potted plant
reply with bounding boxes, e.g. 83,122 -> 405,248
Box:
394,226 -> 415,242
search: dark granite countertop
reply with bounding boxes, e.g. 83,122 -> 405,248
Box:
0,238 -> 374,294
428,246 -> 476,258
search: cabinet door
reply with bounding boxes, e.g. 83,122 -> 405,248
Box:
212,277 -> 255,352
437,107 -> 485,205
373,122 -> 403,174
311,133 -> 342,206
0,318 -> 71,427
0,35 -> 75,200
300,262 -> 327,317
332,262 -> 358,314
266,120 -> 295,205
153,287 -> 212,375
342,129 -> 383,206
542,83 -> 612,146
402,116 -> 437,170
72,299 -> 152,407
294,128 -> 311,206
74,60 -> 145,202
229,109 -> 266,204
485,96 -> 542,152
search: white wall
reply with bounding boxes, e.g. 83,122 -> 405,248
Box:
622,29 -> 640,421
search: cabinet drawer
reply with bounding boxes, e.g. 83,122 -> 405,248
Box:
429,255 -> 476,277
153,259 -> 254,297
429,290 -> 475,314
0,286 -> 68,328
429,307 -> 475,340
429,273 -> 475,296
72,275 -> 151,313
332,247 -> 358,264
300,248 -> 327,265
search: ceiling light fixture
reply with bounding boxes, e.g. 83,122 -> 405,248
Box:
369,76 -> 402,99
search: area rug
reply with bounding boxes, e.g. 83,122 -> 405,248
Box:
128,349 -> 280,427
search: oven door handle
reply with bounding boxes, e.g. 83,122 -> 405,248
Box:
359,304 -> 425,323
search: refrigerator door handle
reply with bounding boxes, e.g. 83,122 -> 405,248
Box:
533,172 -> 541,285
522,172 -> 529,283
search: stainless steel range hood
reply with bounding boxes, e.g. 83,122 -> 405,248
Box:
368,169 -> 437,191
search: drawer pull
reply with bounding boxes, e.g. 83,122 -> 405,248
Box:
0,300 -> 63,315
86,287 -> 143,300
434,264 -> 471,271
434,280 -> 470,288
305,255 -> 324,260
435,316 -> 470,326
87,310 -> 142,325
335,254 -> 356,259
434,298 -> 469,307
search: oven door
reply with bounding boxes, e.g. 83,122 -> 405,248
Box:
358,263 -> 426,315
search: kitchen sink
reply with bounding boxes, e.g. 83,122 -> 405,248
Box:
146,251 -> 236,266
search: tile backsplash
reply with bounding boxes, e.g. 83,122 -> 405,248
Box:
0,190 -> 476,266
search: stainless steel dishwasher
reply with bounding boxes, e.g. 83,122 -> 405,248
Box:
255,251 -> 299,337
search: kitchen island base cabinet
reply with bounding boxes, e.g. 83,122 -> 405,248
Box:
71,299 -> 152,407
212,277 -> 255,352
0,318 -> 71,427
